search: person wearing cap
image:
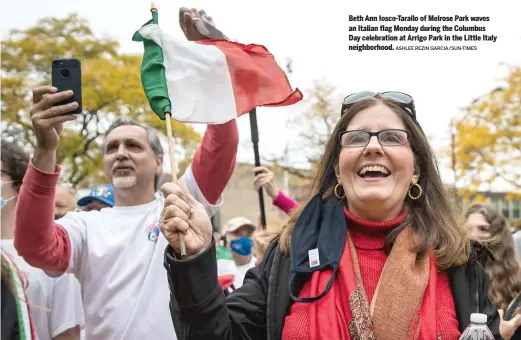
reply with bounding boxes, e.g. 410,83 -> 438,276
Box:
222,217 -> 257,289
77,184 -> 115,212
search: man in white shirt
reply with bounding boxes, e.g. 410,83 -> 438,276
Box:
222,217 -> 258,289
15,104 -> 238,340
14,83 -> 239,340
1,141 -> 84,340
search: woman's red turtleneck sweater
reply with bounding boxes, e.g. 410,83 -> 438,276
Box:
282,209 -> 460,339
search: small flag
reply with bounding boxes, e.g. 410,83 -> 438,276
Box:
217,245 -> 236,290
132,11 -> 303,124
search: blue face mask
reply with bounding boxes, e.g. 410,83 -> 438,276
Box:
0,181 -> 16,209
230,237 -> 253,256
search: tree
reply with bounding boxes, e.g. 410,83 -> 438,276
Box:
452,65 -> 521,198
264,81 -> 342,182
1,14 -> 201,187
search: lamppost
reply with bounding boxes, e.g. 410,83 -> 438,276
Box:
283,57 -> 293,195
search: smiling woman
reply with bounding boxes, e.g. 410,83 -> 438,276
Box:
280,96 -> 465,268
163,91 -> 507,340
276,95 -> 479,339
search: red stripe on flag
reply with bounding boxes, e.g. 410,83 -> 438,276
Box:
218,274 -> 236,290
198,40 -> 303,116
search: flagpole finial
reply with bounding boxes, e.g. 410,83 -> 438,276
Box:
151,2 -> 157,12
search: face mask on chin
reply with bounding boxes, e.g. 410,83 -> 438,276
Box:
0,181 -> 17,209
230,237 -> 253,256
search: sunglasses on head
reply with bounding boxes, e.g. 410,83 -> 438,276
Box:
341,91 -> 416,120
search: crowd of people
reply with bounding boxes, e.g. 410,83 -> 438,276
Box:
158,92 -> 521,340
3,89 -> 521,339
2,7 -> 521,340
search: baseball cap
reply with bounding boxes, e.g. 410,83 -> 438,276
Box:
222,217 -> 256,235
77,184 -> 115,207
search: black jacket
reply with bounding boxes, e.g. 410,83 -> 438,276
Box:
165,239 -> 501,340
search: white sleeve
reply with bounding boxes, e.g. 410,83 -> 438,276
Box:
49,273 -> 85,337
47,212 -> 87,279
181,165 -> 223,217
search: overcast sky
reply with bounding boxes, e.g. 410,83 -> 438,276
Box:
2,0 -> 520,190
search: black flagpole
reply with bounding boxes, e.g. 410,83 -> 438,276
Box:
249,108 -> 267,229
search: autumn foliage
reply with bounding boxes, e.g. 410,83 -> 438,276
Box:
1,14 -> 201,187
452,66 -> 521,198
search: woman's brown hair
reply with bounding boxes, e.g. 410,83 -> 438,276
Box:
465,203 -> 521,310
279,97 -> 470,270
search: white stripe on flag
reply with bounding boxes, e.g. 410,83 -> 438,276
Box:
217,259 -> 237,276
138,24 -> 237,124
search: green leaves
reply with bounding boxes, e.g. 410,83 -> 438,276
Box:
1,13 -> 201,187
453,66 -> 521,199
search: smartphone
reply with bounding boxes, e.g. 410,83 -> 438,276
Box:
51,58 -> 82,114
505,295 -> 521,320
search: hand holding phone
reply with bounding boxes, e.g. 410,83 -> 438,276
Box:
27,58 -> 82,163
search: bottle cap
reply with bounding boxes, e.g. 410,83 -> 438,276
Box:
470,313 -> 487,324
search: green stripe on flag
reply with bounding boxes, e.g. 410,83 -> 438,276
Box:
132,15 -> 171,120
217,245 -> 234,260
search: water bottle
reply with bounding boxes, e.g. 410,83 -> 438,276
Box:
458,313 -> 495,340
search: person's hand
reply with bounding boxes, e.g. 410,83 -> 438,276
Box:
252,166 -> 279,200
30,86 -> 78,151
499,309 -> 521,340
160,183 -> 213,257
178,7 -> 227,41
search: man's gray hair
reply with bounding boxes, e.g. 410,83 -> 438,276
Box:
103,117 -> 164,157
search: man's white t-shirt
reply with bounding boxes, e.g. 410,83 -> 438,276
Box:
1,240 -> 84,340
233,256 -> 257,289
55,166 -> 221,339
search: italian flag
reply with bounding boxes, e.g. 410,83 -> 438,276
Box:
132,10 -> 303,123
216,245 -> 236,290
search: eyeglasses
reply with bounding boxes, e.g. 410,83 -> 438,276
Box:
341,91 -> 416,120
340,129 -> 410,148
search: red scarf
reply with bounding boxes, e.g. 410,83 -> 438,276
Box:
283,214 -> 440,339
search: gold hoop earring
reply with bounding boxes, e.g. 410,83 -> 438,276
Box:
334,183 -> 345,199
408,183 -> 422,200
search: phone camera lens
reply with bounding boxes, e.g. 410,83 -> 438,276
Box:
60,69 -> 71,79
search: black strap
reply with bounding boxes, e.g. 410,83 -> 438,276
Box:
266,246 -> 282,340
288,266 -> 338,303
469,250 -> 479,314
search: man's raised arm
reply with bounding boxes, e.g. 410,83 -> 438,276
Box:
178,120 -> 239,216
13,86 -> 80,272
192,120 -> 239,204
14,162 -> 71,272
